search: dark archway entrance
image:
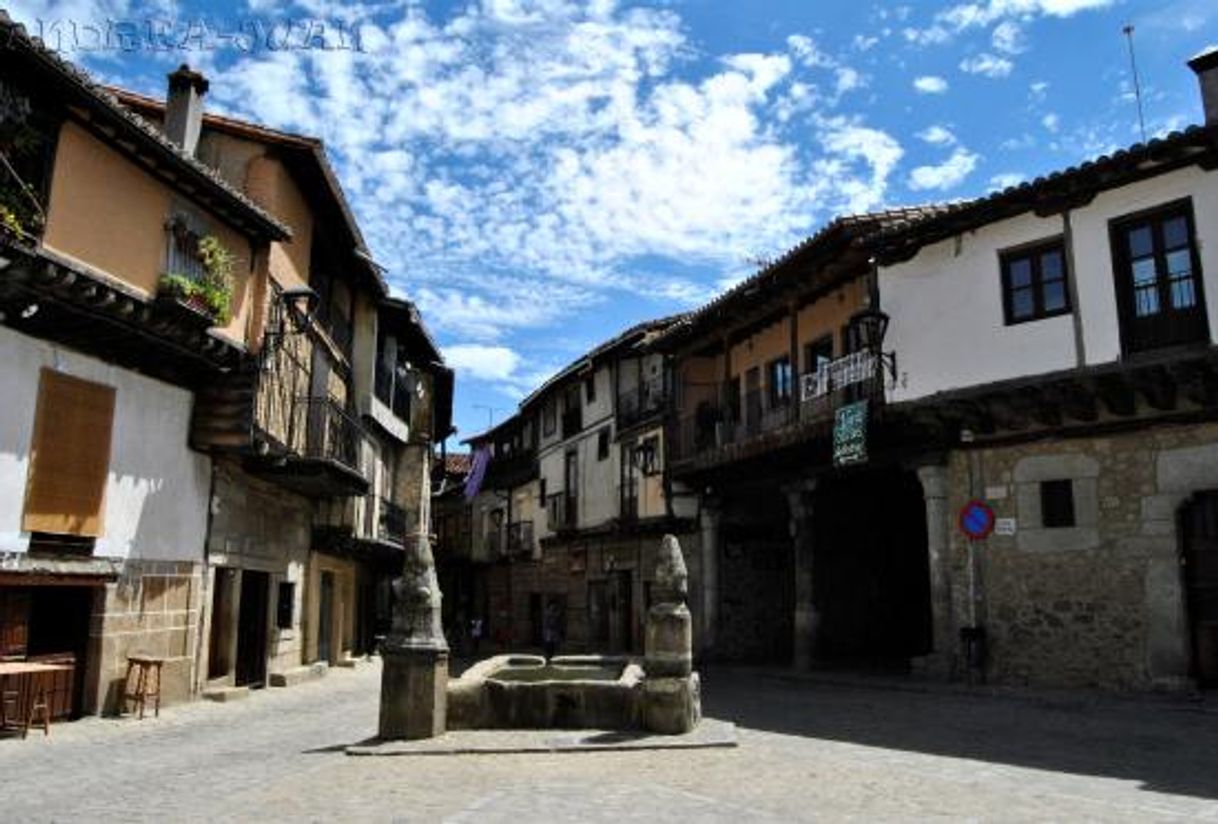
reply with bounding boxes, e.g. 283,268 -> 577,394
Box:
1182,492 -> 1218,686
717,489 -> 794,663
812,468 -> 932,665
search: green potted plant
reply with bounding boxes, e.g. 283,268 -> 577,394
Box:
156,233 -> 235,327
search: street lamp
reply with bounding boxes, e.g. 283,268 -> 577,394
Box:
848,305 -> 897,383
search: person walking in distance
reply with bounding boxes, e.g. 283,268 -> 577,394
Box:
470,616 -> 483,656
542,600 -> 561,660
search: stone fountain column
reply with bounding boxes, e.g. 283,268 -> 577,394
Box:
378,534 -> 449,740
643,535 -> 701,734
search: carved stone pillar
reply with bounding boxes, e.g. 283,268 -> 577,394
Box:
915,463 -> 954,676
378,534 -> 449,740
785,479 -> 818,671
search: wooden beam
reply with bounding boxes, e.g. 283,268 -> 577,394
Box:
1092,374 -> 1136,417
1131,365 -> 1178,412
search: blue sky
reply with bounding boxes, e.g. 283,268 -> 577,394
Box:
9,0 -> 1217,446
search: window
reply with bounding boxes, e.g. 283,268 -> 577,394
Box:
768,357 -> 792,407
585,374 -> 596,403
1109,200 -> 1209,354
164,212 -> 209,281
276,582 -> 296,629
538,477 -> 547,503
638,435 -> 661,474
23,369 -> 116,538
1001,239 -> 1071,324
804,335 -> 834,375
542,400 -> 556,435
1040,479 -> 1076,528
597,427 -> 611,460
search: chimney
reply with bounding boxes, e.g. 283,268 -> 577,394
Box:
164,64 -> 209,156
1188,46 -> 1218,127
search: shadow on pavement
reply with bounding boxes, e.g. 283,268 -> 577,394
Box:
701,665 -> 1218,801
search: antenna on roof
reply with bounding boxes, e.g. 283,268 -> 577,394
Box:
1122,24 -> 1148,143
473,404 -> 503,429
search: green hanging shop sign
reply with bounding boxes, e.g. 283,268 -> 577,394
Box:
833,400 -> 869,467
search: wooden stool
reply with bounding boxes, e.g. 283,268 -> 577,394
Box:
23,673 -> 51,739
124,656 -> 165,720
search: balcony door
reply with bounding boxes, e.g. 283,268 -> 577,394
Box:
1111,201 -> 1210,356
564,450 -> 578,527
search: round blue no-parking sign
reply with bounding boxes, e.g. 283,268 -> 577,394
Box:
959,499 -> 996,540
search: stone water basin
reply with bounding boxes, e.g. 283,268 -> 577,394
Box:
447,654 -> 645,730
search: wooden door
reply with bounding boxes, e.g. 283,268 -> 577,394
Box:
235,571 -> 269,687
1184,493 -> 1218,686
318,572 -> 335,663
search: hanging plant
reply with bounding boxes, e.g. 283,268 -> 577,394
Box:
157,234 -> 236,324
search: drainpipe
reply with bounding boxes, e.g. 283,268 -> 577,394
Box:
1062,210 -> 1087,368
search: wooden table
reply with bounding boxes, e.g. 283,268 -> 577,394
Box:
0,661 -> 71,738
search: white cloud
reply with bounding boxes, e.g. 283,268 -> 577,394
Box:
989,172 -> 1026,190
913,75 -> 949,94
917,125 -> 957,145
991,21 -> 1025,54
959,53 -> 1014,78
445,344 -> 522,382
908,148 -> 979,190
904,0 -> 1111,47
1042,112 -> 1060,132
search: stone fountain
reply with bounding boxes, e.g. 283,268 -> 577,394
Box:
377,533 -> 701,739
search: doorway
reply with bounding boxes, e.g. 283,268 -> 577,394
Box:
607,570 -> 633,653
812,468 -> 933,665
235,570 -> 269,687
208,568 -> 236,680
318,571 -> 335,663
1183,492 -> 1218,686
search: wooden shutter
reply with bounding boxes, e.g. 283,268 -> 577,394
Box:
22,369 -> 116,537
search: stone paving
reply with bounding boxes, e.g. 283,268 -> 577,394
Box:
3,660 -> 1218,821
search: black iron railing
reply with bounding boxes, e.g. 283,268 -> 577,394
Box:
299,396 -> 365,472
672,350 -> 887,463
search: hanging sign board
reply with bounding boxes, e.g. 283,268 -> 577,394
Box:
833,400 -> 869,467
959,499 -> 996,540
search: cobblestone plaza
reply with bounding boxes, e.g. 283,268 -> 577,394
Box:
3,661 -> 1217,822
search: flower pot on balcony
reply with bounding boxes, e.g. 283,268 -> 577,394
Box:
154,291 -> 217,330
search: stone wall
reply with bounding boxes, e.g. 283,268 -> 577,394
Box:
942,421 -> 1218,689
200,458 -> 312,686
90,560 -> 204,714
481,529 -> 702,655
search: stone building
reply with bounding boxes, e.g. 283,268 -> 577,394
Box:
112,76 -> 451,691
650,47 -> 1218,690
0,16 -> 289,714
872,48 -> 1218,688
459,318 -> 701,656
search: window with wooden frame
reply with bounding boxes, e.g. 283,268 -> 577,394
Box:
1000,238 -> 1071,325
597,427 -> 611,460
542,399 -> 556,435
22,369 -> 116,539
767,356 -> 792,407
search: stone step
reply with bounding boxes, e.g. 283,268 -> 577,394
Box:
269,662 -> 328,687
201,686 -> 250,703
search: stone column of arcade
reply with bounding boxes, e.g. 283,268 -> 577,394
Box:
785,479 -> 818,671
698,495 -> 722,659
378,533 -> 449,740
915,463 -> 955,677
